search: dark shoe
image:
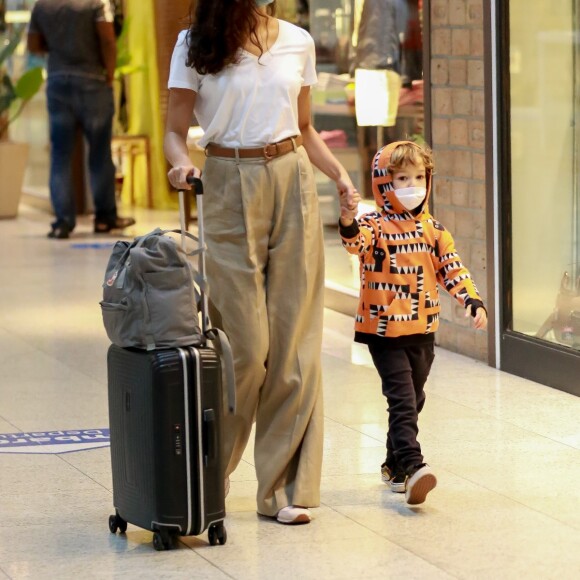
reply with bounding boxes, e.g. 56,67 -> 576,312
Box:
405,464 -> 437,505
390,469 -> 407,493
380,462 -> 394,484
94,216 -> 136,233
381,462 -> 407,493
47,223 -> 71,239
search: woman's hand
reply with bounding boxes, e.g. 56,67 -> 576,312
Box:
336,175 -> 360,224
339,188 -> 361,226
335,174 -> 356,202
167,165 -> 201,190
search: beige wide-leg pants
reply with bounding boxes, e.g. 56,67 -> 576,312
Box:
201,146 -> 325,516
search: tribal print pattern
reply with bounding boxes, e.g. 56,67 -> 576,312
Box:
340,140 -> 483,340
341,210 -> 483,339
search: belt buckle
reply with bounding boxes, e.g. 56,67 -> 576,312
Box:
264,143 -> 278,160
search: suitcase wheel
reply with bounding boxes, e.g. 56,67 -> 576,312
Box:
208,522 -> 227,546
153,530 -> 174,551
108,513 -> 127,534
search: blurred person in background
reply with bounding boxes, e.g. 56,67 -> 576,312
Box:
27,0 -> 134,239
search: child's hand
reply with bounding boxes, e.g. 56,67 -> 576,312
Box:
466,306 -> 488,330
339,189 -> 361,226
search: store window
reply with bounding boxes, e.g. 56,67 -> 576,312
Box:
509,0 -> 580,352
279,0 -> 425,296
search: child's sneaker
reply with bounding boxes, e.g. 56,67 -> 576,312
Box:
380,462 -> 407,493
380,462 -> 393,484
405,463 -> 437,505
381,462 -> 394,484
390,469 -> 407,493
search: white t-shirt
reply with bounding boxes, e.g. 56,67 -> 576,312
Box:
168,20 -> 317,148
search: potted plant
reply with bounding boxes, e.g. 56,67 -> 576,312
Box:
0,25 -> 44,218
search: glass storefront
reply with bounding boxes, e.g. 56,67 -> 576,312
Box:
509,1 -> 580,351
279,0 -> 425,299
498,0 -> 580,393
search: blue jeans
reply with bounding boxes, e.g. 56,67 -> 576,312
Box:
46,75 -> 117,229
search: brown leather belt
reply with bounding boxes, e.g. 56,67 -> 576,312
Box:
205,135 -> 303,160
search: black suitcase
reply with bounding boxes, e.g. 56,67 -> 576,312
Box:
106,178 -> 233,550
107,343 -> 226,549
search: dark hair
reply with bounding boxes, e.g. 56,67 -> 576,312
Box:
186,1 -> 277,75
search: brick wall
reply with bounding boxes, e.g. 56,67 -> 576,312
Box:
429,0 -> 488,361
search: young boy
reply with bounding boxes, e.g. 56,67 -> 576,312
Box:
338,141 -> 487,505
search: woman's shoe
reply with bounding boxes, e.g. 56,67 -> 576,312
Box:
276,506 -> 311,525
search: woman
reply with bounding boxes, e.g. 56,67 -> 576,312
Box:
164,0 -> 357,525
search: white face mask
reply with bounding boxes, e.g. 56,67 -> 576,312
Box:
394,187 -> 427,211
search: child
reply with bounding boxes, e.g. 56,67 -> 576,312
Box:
338,141 -> 487,505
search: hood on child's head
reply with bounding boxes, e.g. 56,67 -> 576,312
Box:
371,140 -> 433,215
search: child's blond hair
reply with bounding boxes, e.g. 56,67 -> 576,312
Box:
388,142 -> 434,175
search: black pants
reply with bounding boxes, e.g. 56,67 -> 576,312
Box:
368,342 -> 435,474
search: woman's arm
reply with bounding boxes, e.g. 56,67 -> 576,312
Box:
164,88 -> 200,190
298,86 -> 358,205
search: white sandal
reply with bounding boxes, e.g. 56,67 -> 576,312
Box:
276,506 -> 311,525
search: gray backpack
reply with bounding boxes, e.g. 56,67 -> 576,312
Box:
100,228 -> 204,351
101,223 -> 236,414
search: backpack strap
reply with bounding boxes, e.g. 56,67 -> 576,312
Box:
158,229 -> 206,258
132,227 -> 202,250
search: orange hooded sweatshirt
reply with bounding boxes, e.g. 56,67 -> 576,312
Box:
339,141 -> 485,346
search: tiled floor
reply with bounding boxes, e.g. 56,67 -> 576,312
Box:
1,205 -> 579,579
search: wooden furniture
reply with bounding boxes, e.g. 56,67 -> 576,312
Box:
111,134 -> 152,208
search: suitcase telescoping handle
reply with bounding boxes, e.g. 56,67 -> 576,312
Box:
178,175 -> 209,335
178,176 -> 237,415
